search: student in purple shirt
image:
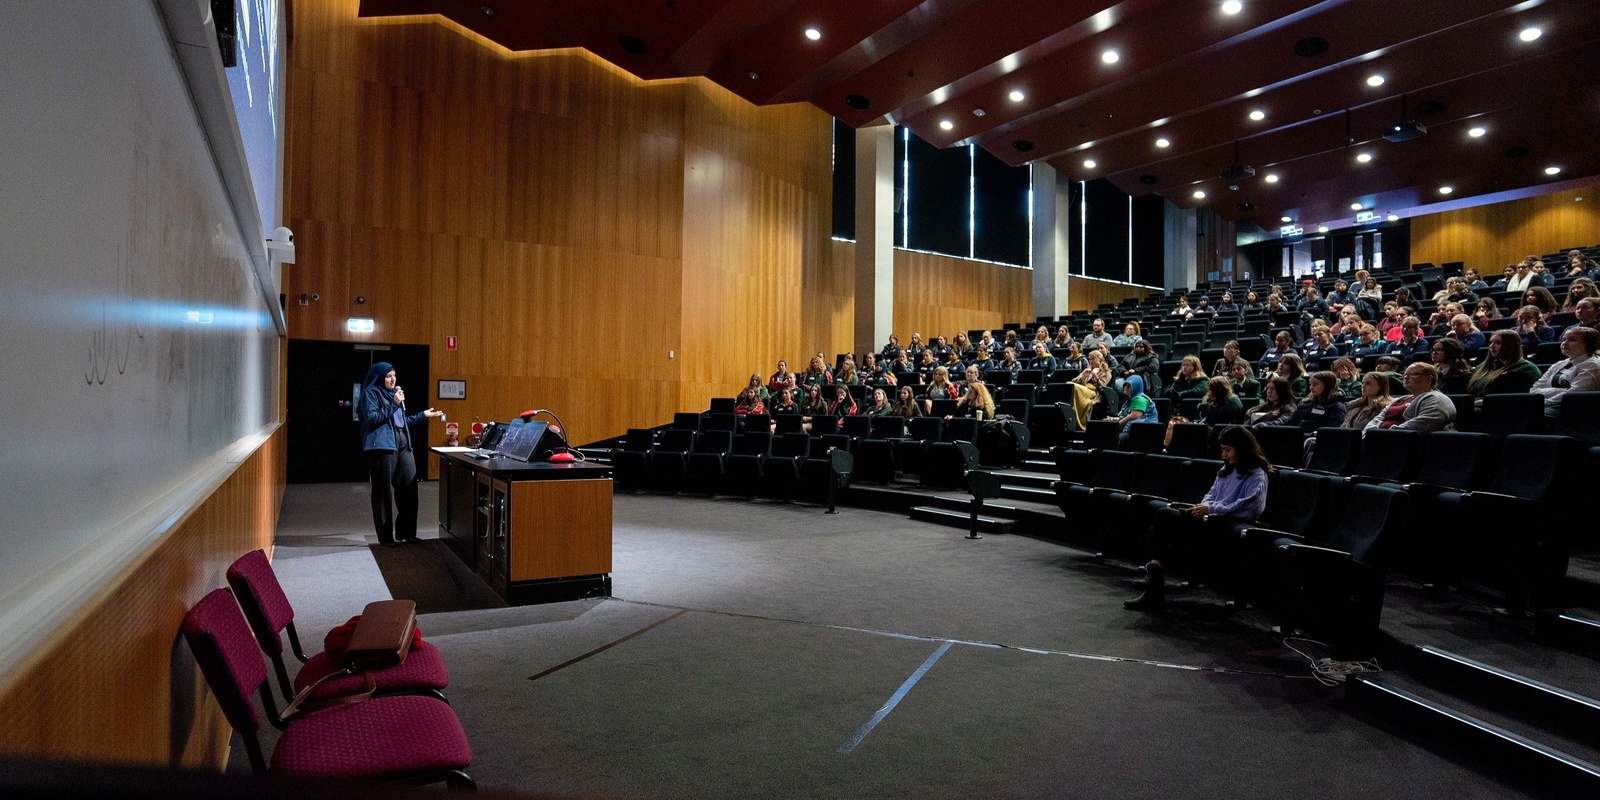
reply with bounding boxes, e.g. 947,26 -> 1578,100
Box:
1125,425 -> 1273,612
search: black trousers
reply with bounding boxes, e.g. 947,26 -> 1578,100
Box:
367,448 -> 418,544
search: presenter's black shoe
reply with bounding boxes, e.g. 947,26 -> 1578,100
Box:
379,539 -> 402,547
1124,562 -> 1166,611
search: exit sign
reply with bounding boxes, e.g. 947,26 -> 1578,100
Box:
446,335 -> 457,351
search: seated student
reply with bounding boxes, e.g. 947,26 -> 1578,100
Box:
767,360 -> 797,397
800,384 -> 828,418
1329,309 -> 1364,343
1301,328 -> 1338,365
1193,376 -> 1246,426
1212,340 -> 1251,379
1297,287 -> 1329,322
1058,341 -> 1089,373
1028,342 -> 1058,381
1392,286 -> 1420,310
1329,357 -> 1361,400
880,334 -> 904,363
892,385 -> 923,419
1118,340 -> 1162,395
1081,318 -> 1115,351
1342,371 -> 1394,429
1464,267 -> 1490,293
835,361 -> 861,386
1566,251 -> 1600,281
1531,326 -> 1600,418
1428,337 -> 1474,395
1245,377 -> 1298,427
733,386 -> 766,416
949,381 -> 995,421
1264,294 -> 1288,315
924,366 -> 960,413
1110,375 -> 1159,445
1124,425 -> 1273,612
1030,326 -> 1054,356
862,353 -> 897,388
905,332 -> 927,363
1514,304 -> 1557,351
1390,316 -> 1429,362
954,364 -> 983,398
915,348 -> 940,383
861,387 -> 894,417
1170,297 -> 1194,318
1242,290 -> 1265,312
800,356 -> 833,390
927,335 -> 950,361
1474,297 -> 1504,330
1325,280 -> 1356,315
1050,325 -> 1073,350
952,332 -> 976,362
1562,278 -> 1598,313
1276,353 -> 1310,399
1347,324 -> 1390,361
1192,296 -> 1216,317
995,346 -> 1024,376
1444,277 -> 1478,306
1376,301 -> 1405,340
1258,331 -> 1295,376
1227,361 -> 1260,400
1112,321 -> 1144,348
769,386 -> 800,416
1523,286 -> 1559,321
1366,362 -> 1457,433
1505,258 -> 1537,293
1001,329 -> 1026,356
1466,330 -> 1542,405
1267,370 -> 1346,432
1357,276 -> 1384,306
976,330 -> 1000,356
1215,291 -> 1241,316
826,384 -> 858,417
1531,260 -> 1556,289
890,350 -> 918,383
1063,350 -> 1114,430
743,373 -> 772,404
1164,356 -> 1209,402
1423,302 -> 1463,339
1449,314 -> 1486,357
1565,298 -> 1600,337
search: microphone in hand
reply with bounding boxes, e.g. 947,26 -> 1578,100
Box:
394,386 -> 406,407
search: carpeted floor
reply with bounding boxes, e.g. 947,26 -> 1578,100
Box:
250,482 -> 1564,798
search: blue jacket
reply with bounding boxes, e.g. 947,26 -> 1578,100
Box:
358,361 -> 428,452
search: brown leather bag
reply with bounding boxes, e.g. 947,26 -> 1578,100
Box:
343,599 -> 417,670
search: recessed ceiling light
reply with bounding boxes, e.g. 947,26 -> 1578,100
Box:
1387,214 -> 1400,222
1102,50 -> 1120,64
1264,173 -> 1279,183
804,27 -> 822,41
480,4 -> 495,15
1366,74 -> 1385,87
1356,152 -> 1373,163
1439,186 -> 1454,195
1222,1 -> 1243,15
1193,190 -> 1207,199
1281,215 -> 1293,223
939,120 -> 953,131
1351,202 -> 1364,210
1009,90 -> 1026,102
1546,166 -> 1563,175
1249,109 -> 1266,121
1519,27 -> 1542,42
1317,225 -> 1329,233
1083,159 -> 1097,169
1468,127 -> 1486,138
1155,137 -> 1170,148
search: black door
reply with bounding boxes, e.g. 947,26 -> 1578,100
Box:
287,340 -> 431,483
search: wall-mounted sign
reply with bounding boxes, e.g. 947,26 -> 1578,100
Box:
446,335 -> 457,351
438,379 -> 466,400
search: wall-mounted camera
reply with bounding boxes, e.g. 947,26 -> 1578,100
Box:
266,226 -> 296,263
356,296 -> 366,304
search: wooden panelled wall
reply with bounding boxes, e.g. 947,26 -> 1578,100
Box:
1068,275 -> 1154,316
1410,185 -> 1600,271
0,428 -> 284,769
891,249 -> 1033,343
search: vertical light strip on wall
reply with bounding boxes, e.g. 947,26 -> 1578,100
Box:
901,127 -> 910,247
1027,164 -> 1034,269
968,145 -> 976,259
1079,181 -> 1087,276
1128,195 -> 1134,284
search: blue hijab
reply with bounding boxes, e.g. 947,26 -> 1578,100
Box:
358,361 -> 402,427
1121,374 -> 1158,423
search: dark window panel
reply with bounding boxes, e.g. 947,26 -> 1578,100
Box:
1083,178 -> 1130,282
830,119 -> 856,241
973,148 -> 1030,267
902,130 -> 971,258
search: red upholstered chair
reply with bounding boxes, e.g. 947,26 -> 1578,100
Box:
227,550 -> 449,704
182,588 -> 475,788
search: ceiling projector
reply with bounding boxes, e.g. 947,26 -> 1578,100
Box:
1220,163 -> 1256,182
1383,120 -> 1427,142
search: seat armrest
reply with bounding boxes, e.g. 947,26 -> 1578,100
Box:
1277,541 -> 1353,561
1463,489 -> 1533,504
1402,481 -> 1456,495
1348,475 -> 1400,488
1301,468 -> 1341,478
1127,493 -> 1166,505
1240,526 -> 1303,548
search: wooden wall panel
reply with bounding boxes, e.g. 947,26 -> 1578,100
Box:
802,238 -> 856,359
0,428 -> 284,769
1409,186 -> 1600,271
285,0 -> 836,450
892,249 -> 1033,346
1068,276 -> 1153,315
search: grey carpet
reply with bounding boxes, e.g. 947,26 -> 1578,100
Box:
368,539 -> 507,614
241,484 -> 1564,797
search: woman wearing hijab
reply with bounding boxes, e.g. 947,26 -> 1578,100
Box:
1111,374 -> 1159,446
358,362 -> 442,546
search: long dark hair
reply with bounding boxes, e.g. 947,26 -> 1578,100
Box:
1216,424 -> 1275,476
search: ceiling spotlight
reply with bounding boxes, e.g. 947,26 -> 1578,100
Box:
1387,214 -> 1400,222
1280,215 -> 1293,223
804,27 -> 822,41
1083,159 -> 1098,169
1519,27 -> 1542,42
1264,173 -> 1280,183
939,120 -> 953,131
1439,186 -> 1454,195
1317,225 -> 1329,233
1102,50 -> 1120,64
1366,74 -> 1385,87
1009,90 -> 1026,102
1356,152 -> 1373,163
1222,1 -> 1243,14
1193,190 -> 1207,199
1546,166 -> 1563,175
1468,127 -> 1486,138
1249,109 -> 1266,121
1155,137 -> 1171,148
480,4 -> 495,15
1351,202 -> 1364,210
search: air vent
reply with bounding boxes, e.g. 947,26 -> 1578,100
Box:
1293,37 -> 1330,58
1237,202 -> 1255,212
618,35 -> 648,55
1012,140 -> 1035,152
1139,174 -> 1159,185
845,94 -> 870,110
1505,146 -> 1530,159
1415,100 -> 1446,117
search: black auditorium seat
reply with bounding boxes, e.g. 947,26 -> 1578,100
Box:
722,432 -> 772,498
682,430 -> 733,495
1478,393 -> 1545,438
645,428 -> 694,493
1305,428 -> 1361,476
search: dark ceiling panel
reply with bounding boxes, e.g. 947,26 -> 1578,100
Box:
357,0 -> 1598,222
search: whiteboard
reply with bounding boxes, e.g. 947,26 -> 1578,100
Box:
0,2 -> 279,628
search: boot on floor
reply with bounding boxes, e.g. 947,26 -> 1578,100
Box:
1124,561 -> 1166,612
